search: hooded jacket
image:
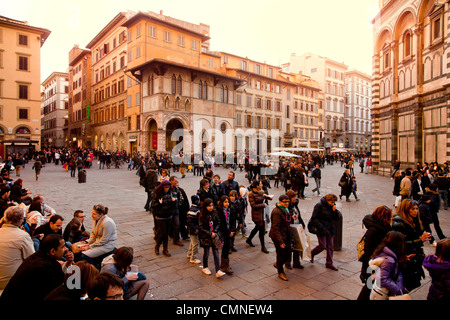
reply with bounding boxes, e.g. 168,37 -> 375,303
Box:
360,214 -> 391,264
423,255 -> 450,301
369,247 -> 404,296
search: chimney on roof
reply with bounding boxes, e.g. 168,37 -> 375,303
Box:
160,10 -> 163,15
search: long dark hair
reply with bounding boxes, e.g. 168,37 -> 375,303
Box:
218,195 -> 230,209
113,247 -> 134,274
199,198 -> 214,221
371,231 -> 406,263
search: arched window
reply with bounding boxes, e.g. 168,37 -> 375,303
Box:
403,31 -> 411,59
177,75 -> 182,95
148,74 -> 154,95
224,85 -> 228,103
198,80 -> 203,98
203,81 -> 207,100
16,127 -> 31,134
171,75 -> 176,95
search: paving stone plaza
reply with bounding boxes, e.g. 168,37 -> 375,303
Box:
19,158 -> 449,301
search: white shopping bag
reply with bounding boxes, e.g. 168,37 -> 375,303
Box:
298,225 -> 312,260
289,224 -> 312,260
394,195 -> 401,208
289,224 -> 303,251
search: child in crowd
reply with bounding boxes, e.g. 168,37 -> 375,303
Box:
238,187 -> 248,237
423,239 -> 450,301
198,198 -> 225,278
369,231 -> 407,300
186,195 -> 201,264
351,176 -> 360,201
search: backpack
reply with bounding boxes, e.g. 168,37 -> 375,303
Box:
356,233 -> 366,261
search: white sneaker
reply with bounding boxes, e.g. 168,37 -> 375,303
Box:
202,268 -> 211,275
216,270 -> 226,278
190,259 -> 201,264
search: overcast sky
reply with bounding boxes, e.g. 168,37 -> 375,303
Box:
1,0 -> 380,83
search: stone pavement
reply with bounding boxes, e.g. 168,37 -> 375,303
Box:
18,158 -> 449,300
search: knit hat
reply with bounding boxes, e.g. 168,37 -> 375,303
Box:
191,195 -> 200,205
161,180 -> 171,187
239,187 -> 247,197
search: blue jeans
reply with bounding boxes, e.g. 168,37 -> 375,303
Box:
203,245 -> 220,272
312,178 -> 321,194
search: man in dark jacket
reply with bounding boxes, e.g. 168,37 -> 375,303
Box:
0,185 -> 14,219
143,163 -> 158,211
433,172 -> 449,210
210,175 -> 226,207
221,172 -> 239,197
0,234 -> 73,301
311,164 -> 322,196
33,214 -> 64,241
169,176 -> 189,245
309,194 -> 341,271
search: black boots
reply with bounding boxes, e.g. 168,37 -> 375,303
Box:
220,258 -> 233,275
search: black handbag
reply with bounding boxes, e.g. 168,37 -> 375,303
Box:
307,218 -> 319,235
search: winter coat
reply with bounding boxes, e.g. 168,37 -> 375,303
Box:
369,247 -> 404,297
308,197 -> 341,237
222,179 -> 239,197
360,214 -> 391,266
269,205 -> 291,247
198,209 -> 221,248
288,200 -> 305,228
186,204 -> 200,235
391,214 -> 426,291
229,199 -> 244,227
419,203 -> 432,225
248,189 -> 266,227
218,207 -> 236,238
424,188 -> 440,215
311,168 -> 321,180
151,190 -> 176,219
339,173 -> 352,196
197,187 -> 213,206
143,169 -> 158,191
393,176 -> 402,196
423,255 -> 450,301
210,183 -> 226,206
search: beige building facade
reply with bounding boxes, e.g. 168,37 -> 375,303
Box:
217,52 -> 295,153
345,69 -> 372,152
0,16 -> 50,158
41,72 -> 69,148
86,11 -> 136,152
371,0 -> 449,175
285,53 -> 349,151
68,45 -> 92,149
123,11 -> 243,155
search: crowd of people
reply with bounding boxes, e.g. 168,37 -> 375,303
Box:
0,149 -> 150,300
0,148 -> 449,301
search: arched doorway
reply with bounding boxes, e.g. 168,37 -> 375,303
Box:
148,119 -> 158,152
166,119 -> 184,152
